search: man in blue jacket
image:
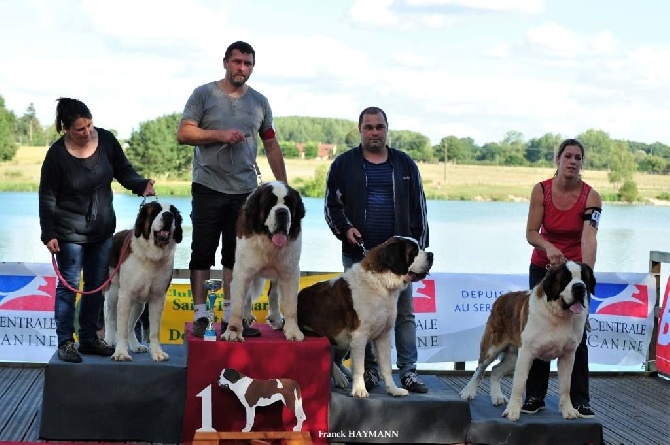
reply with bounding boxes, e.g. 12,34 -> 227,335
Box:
325,106 -> 429,393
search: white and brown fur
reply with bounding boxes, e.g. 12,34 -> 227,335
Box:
222,181 -> 306,342
104,201 -> 183,361
459,261 -> 595,421
217,368 -> 306,432
297,236 -> 434,398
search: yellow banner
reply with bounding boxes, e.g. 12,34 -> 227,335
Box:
160,273 -> 339,343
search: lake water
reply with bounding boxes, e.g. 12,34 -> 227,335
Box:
2,192 -> 668,275
2,192 -> 667,372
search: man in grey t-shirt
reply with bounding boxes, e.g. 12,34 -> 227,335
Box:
177,40 -> 287,338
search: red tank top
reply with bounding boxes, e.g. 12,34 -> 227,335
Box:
530,178 -> 592,268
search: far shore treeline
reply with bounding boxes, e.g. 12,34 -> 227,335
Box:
1,95 -> 669,203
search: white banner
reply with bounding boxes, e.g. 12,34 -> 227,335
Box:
0,263 -> 59,363
405,272 -> 656,366
0,264 -> 656,366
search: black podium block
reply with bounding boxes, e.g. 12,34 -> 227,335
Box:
39,344 -> 187,443
329,375 -> 471,444
465,393 -> 603,445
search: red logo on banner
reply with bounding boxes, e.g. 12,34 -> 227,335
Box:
413,279 -> 436,313
0,275 -> 56,311
656,276 -> 670,375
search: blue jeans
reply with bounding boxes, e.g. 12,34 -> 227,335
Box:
342,254 -> 418,377
54,237 -> 112,347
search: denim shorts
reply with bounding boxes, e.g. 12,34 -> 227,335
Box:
189,183 -> 249,270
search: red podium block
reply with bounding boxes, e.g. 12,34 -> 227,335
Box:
182,323 -> 331,444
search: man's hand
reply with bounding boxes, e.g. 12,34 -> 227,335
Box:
221,129 -> 248,145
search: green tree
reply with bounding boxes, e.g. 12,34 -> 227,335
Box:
390,130 -> 432,162
295,164 -> 328,197
16,103 -> 47,146
302,142 -> 318,159
498,131 -> 528,166
280,141 -> 300,158
526,133 -> 562,165
607,140 -> 637,190
126,113 -> 189,177
433,136 -> 476,163
344,128 -> 359,148
0,96 -> 18,161
577,129 -> 613,170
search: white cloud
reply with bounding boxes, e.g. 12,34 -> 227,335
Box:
349,0 -> 399,26
406,0 -> 545,14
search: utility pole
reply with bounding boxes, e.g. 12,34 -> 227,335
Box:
443,141 -> 448,181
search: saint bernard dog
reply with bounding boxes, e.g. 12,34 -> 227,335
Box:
217,368 -> 306,432
459,260 -> 595,421
297,236 -> 434,398
104,201 -> 183,362
222,181 -> 306,342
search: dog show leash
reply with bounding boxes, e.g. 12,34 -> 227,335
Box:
50,192 -> 158,295
51,231 -> 133,296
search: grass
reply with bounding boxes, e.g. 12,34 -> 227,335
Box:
4,146 -> 670,203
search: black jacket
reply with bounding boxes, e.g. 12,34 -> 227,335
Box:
324,145 -> 429,260
39,127 -> 149,244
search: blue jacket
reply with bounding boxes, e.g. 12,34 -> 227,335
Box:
324,145 -> 429,260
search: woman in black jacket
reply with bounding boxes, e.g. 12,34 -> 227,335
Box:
39,97 -> 155,363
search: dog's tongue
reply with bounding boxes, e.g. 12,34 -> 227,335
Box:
271,233 -> 287,247
569,304 -> 584,315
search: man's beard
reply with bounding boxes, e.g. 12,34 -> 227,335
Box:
230,74 -> 248,86
364,140 -> 385,152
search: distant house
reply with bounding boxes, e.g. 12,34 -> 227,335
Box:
296,143 -> 337,160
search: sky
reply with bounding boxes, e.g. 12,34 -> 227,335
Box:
2,0 -> 670,146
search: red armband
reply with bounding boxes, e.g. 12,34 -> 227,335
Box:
260,127 -> 276,140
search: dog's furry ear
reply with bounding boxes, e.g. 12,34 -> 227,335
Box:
170,205 -> 183,243
134,205 -> 149,239
581,262 -> 596,296
378,241 -> 409,275
541,266 -> 558,298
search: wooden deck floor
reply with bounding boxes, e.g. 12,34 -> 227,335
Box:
0,365 -> 667,445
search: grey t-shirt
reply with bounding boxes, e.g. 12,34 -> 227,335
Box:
181,81 -> 274,194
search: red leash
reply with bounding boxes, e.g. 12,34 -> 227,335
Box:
51,232 -> 133,295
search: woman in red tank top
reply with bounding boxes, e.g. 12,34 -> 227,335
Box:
522,138 -> 602,418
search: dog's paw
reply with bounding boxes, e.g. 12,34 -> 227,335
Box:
283,325 -> 304,342
561,405 -> 580,419
459,387 -> 476,401
131,344 -> 148,353
111,350 -> 132,362
332,367 -> 349,388
151,348 -> 169,362
502,406 -> 521,422
266,314 -> 284,330
387,387 -> 409,397
221,328 -> 245,342
490,392 -> 508,406
351,386 -> 369,398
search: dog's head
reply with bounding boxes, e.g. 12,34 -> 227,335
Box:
541,260 -> 595,314
133,201 -> 183,247
365,236 -> 434,282
217,368 -> 243,389
238,181 -> 306,247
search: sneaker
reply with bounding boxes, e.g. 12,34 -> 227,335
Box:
191,317 -> 209,338
363,368 -> 380,391
221,319 -> 261,337
576,405 -> 595,418
57,341 -> 82,363
521,397 -> 546,414
401,371 -> 428,393
78,338 -> 115,356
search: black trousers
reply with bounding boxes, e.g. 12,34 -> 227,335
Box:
525,264 -> 590,406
